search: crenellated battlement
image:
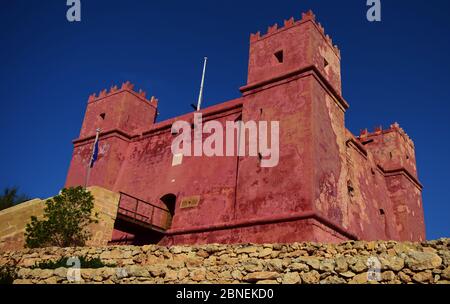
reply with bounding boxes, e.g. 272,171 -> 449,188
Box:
359,123 -> 415,148
87,81 -> 158,107
249,10 -> 340,56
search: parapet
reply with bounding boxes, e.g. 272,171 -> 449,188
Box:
249,10 -> 340,57
87,81 -> 159,108
359,123 -> 415,148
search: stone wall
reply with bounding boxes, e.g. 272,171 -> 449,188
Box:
1,239 -> 449,284
0,199 -> 46,252
85,186 -> 120,247
0,186 -> 120,252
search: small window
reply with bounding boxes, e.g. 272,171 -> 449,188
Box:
371,168 -> 376,176
347,181 -> 355,197
274,50 -> 284,63
100,113 -> 106,120
324,58 -> 329,68
379,209 -> 385,215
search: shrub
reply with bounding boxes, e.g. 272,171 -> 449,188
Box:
31,256 -> 112,269
25,187 -> 99,248
0,265 -> 17,284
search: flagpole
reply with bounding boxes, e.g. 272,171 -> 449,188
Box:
85,128 -> 101,188
196,57 -> 208,111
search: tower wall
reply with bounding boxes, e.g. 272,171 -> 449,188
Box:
237,76 -> 315,220
234,10 -> 355,242
360,124 -> 418,177
385,174 -> 425,241
345,134 -> 401,241
247,11 -> 342,95
359,125 -> 425,241
113,102 -> 243,231
66,134 -> 131,189
66,82 -> 157,190
80,82 -> 157,138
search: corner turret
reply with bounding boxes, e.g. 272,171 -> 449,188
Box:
243,10 -> 343,97
80,81 -> 158,138
358,123 -> 418,178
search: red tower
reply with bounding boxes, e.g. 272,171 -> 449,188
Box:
66,10 -> 425,245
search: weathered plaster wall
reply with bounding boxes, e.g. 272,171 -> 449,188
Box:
385,175 -> 425,241
116,106 -> 243,231
238,77 -> 314,220
2,239 -> 449,284
345,141 -> 399,241
247,11 -> 341,95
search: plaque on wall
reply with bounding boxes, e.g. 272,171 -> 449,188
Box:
180,196 -> 201,209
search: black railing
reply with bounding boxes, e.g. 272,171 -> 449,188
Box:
117,192 -> 171,231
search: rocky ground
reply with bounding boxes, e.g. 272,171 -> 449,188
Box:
1,239 -> 449,284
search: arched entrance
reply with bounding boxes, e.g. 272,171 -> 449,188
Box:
160,193 -> 177,229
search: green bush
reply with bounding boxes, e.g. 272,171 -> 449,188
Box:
31,256 -> 112,269
0,266 -> 17,284
25,187 -> 99,248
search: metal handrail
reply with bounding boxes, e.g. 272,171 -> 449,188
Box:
117,192 -> 171,230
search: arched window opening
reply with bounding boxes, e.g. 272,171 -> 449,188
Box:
161,193 -> 176,216
160,194 -> 177,229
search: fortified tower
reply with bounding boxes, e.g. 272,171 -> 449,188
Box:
359,124 -> 425,241
66,82 -> 159,190
236,10 -> 353,242
65,10 -> 425,245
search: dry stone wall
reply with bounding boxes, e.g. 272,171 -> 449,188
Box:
1,239 -> 449,284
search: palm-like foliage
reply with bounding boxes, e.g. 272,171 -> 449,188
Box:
0,187 -> 30,211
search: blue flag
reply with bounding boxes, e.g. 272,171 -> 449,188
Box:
89,135 -> 99,168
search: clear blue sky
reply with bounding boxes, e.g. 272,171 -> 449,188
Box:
0,0 -> 449,240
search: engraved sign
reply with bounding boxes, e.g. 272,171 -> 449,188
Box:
180,196 -> 200,209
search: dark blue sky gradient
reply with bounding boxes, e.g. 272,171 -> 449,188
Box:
1,1 -> 449,239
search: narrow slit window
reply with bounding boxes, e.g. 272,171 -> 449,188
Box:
324,58 -> 329,68
347,181 -> 355,197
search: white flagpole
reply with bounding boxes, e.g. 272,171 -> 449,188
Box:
84,128 -> 101,188
196,57 -> 208,111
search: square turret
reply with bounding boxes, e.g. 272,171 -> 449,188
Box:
245,10 -> 342,96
